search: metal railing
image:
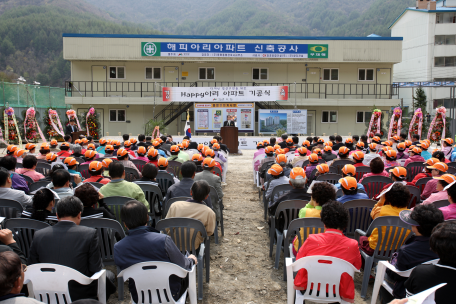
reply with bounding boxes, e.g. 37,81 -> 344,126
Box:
65,81 -> 399,99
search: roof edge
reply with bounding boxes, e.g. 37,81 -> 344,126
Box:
389,7 -> 456,29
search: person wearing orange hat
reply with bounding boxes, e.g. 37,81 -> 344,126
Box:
146,148 -> 160,167
204,149 -> 223,175
15,154 -> 44,182
193,157 -> 224,218
345,138 -> 355,151
259,146 -> 276,171
13,149 -> 27,163
404,147 -> 425,167
45,153 -> 58,164
421,162 -> 449,200
156,157 -> 179,183
96,138 -> 107,154
292,147 -> 309,166
101,158 -> 113,177
82,161 -> 111,185
421,174 -> 456,205
81,150 -> 98,165
363,143 -> 381,166
322,146 -> 337,163
36,143 -> 50,160
6,145 -> 17,156
396,142 -> 409,160
152,140 -> 168,158
134,146 -> 149,162
25,143 -> 37,156
128,138 -> 138,151
103,145 -> 115,158
304,153 -> 321,180
56,142 -> 72,158
409,158 -> 439,186
334,164 -> 366,190
263,164 -> 289,201
350,142 -> 364,157
192,154 -> 204,172
417,141 -> 432,161
383,150 -> 400,168
332,146 -> 351,165
442,138 -> 454,160
285,137 -> 298,153
265,154 -> 291,182
122,141 -> 138,159
49,139 -> 59,152
117,148 -> 142,177
352,151 -> 367,167
167,145 -> 185,163
254,142 -> 266,171
63,157 -> 84,181
337,176 -> 369,203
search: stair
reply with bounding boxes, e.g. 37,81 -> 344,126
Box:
154,102 -> 193,126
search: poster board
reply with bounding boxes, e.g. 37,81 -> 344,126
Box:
195,103 -> 254,133
258,109 -> 307,134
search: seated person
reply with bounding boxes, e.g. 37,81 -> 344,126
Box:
99,162 -> 149,209
410,158 -> 438,185
396,142 -> 409,160
417,141 -> 432,160
312,163 -> 330,182
38,163 -> 66,183
404,147 -> 425,167
74,183 -> 115,220
36,143 -> 50,160
284,138 -> 297,153
64,157 -> 83,180
81,150 -> 97,165
304,154 -> 320,180
321,146 -> 337,163
0,167 -> 32,207
294,201 -> 361,303
134,163 -> 163,192
176,143 -> 190,162
204,149 -> 223,174
13,149 -> 27,164
440,179 -> 456,220
194,158 -> 223,220
6,145 -> 17,157
103,145 -> 115,158
352,151 -> 367,167
422,174 -> 455,205
405,221 -> 456,302
260,146 -> 276,168
114,200 -> 196,303
345,138 -> 355,151
433,150 -> 449,164
166,180 -> 216,249
56,142 -> 72,158
134,146 -> 149,162
147,148 -> 159,166
264,164 -> 289,202
421,162 -> 448,200
129,138 -> 138,151
349,141 -> 365,156
101,158 -> 113,177
359,183 -> 410,256
292,182 -> 336,255
191,154 -> 203,172
22,188 -> 57,225
157,158 -> 179,183
337,176 -> 369,203
363,143 -> 381,166
359,157 -> 389,183
49,139 -> 59,152
383,150 -> 400,168
79,138 -> 88,154
15,155 -> 45,182
45,152 -> 58,164
122,141 -> 137,158
253,142 -> 265,171
333,147 -> 352,162
71,144 -> 84,158
376,167 -> 412,204
211,143 -> 226,164
96,138 -> 107,154
380,204 -> 443,302
335,164 -> 365,191
441,137 -> 454,159
0,156 -> 29,193
269,167 -> 309,231
152,140 -> 167,157
83,161 -> 111,185
28,196 -> 116,301
292,147 -> 308,166
47,169 -> 82,199
25,143 -> 37,156
117,148 -> 142,177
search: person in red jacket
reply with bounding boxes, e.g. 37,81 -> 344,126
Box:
352,151 -> 366,167
56,142 -> 72,158
294,201 -> 361,303
147,148 -> 159,166
123,141 -> 137,158
83,161 -> 111,185
410,158 -> 438,186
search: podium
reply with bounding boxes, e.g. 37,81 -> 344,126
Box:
220,127 -> 238,153
71,131 -> 86,142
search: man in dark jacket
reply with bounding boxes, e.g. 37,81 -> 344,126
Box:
332,135 -> 345,151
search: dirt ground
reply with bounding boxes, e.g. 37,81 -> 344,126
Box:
108,149 -> 378,304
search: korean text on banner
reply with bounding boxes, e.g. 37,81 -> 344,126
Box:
162,86 -> 288,102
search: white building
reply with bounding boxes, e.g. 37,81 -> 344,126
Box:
390,0 -> 456,116
274,116 -> 280,124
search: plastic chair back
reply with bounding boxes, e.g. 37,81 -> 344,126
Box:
415,177 -> 432,193
124,167 -> 139,182
3,218 -> 50,259
447,166 -> 456,175
36,162 -> 52,176
88,182 -> 105,189
433,199 -> 450,208
16,163 -> 23,169
103,196 -> 135,228
0,199 -> 24,219
361,176 -> 393,199
448,162 -> 456,168
315,173 -> 343,185
273,200 -> 308,232
329,166 -> 338,174
209,185 -> 222,216
406,162 -> 426,182
284,218 -> 324,258
301,160 -> 309,168
269,184 -> 293,205
156,172 -> 175,194
309,168 -> 318,181
134,183 -> 163,218
168,160 -> 182,179
80,218 -> 125,265
212,166 -> 222,177
24,264 -> 106,304
20,174 -> 33,186
354,166 -> 371,182
131,159 -> 147,172
166,167 -> 176,176
343,199 -> 376,237
405,185 -> 421,208
330,159 -> 355,175
156,217 -> 208,255
29,181 -> 51,193
163,197 -> 191,218
286,256 -> 359,304
78,164 -> 90,178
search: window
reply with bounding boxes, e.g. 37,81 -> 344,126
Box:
322,111 -> 337,123
145,67 -> 161,80
434,78 -> 456,82
436,13 -> 456,23
434,99 -> 455,109
358,69 -> 374,81
109,66 -> 125,79
435,57 -> 456,67
323,68 -> 339,81
252,68 -> 268,80
109,109 -> 126,122
198,68 -> 215,80
435,35 -> 456,45
356,111 -> 372,123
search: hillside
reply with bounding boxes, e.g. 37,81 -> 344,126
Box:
0,4 -> 161,87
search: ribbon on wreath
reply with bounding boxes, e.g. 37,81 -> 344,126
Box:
66,109 -> 82,130
24,107 -> 46,143
48,109 -> 64,137
408,108 -> 423,141
4,107 -> 22,148
151,126 -> 160,139
427,106 -> 447,142
86,107 -> 95,137
388,107 -> 402,139
0,124 -> 5,145
366,109 -> 382,143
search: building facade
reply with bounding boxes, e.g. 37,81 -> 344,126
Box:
391,0 -> 456,115
63,34 -> 402,137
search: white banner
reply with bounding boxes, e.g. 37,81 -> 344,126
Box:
162,86 -> 288,102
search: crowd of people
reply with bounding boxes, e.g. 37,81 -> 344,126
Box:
254,133 -> 456,303
0,129 -> 228,303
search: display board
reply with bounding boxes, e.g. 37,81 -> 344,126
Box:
258,109 -> 307,134
195,103 -> 254,133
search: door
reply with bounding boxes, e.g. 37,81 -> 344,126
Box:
306,68 -> 321,98
77,108 -> 104,138
164,67 -> 179,84
377,68 -> 391,99
92,66 -> 106,97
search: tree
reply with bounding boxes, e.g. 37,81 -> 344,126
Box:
0,37 -> 15,57
413,86 -> 428,114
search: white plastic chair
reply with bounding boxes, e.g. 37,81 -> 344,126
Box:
24,263 -> 106,304
286,256 -> 359,304
118,261 -> 196,304
370,259 -> 439,304
286,152 -> 295,163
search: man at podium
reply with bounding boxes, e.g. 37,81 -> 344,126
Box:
223,115 -> 235,127
65,119 -> 79,134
